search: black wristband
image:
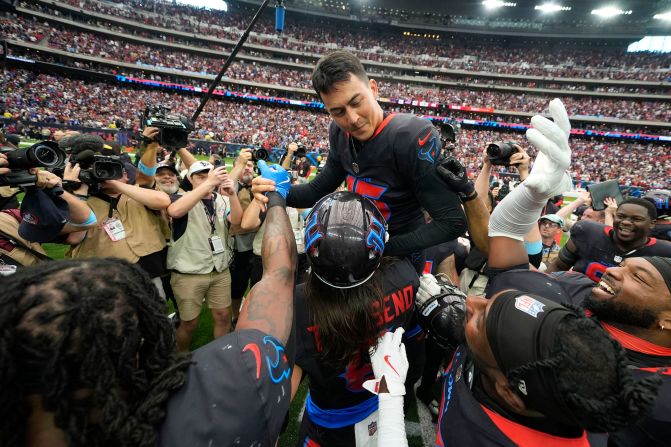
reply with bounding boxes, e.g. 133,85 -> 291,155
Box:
460,190 -> 478,202
266,191 -> 286,210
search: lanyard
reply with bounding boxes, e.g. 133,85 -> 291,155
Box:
202,196 -> 217,235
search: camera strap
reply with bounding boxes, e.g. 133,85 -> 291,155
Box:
0,228 -> 53,263
92,192 -> 121,219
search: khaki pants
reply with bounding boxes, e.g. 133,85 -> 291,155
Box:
171,269 -> 232,321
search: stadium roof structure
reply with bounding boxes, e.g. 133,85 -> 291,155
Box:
240,0 -> 671,38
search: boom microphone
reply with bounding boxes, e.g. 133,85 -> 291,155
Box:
275,0 -> 285,33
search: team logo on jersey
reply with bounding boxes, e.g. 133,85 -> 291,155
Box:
368,421 -> 378,436
514,295 -> 545,318
614,255 -> 623,263
417,129 -> 439,164
242,335 -> 291,384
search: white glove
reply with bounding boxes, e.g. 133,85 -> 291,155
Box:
525,98 -> 573,197
417,273 -> 441,307
363,327 -> 408,397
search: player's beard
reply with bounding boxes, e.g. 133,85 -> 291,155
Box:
241,173 -> 254,185
583,294 -> 657,329
158,183 -> 179,195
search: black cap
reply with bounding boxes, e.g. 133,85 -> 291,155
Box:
19,188 -> 69,243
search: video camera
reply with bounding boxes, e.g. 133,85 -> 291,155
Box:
438,122 -> 457,149
486,141 -> 516,166
0,141 -> 66,187
58,134 -> 125,185
142,106 -> 194,150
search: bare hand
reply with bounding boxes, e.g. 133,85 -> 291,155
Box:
219,176 -> 236,196
509,145 -> 530,176
207,166 -> 229,187
482,145 -> 492,168
287,142 -> 298,153
64,162 -> 81,182
578,190 -> 592,206
36,170 -> 62,189
142,127 -> 160,144
236,148 -> 253,167
251,176 -> 276,204
491,186 -> 500,198
0,153 -> 9,176
604,197 -> 618,215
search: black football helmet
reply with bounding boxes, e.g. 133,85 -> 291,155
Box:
304,191 -> 388,288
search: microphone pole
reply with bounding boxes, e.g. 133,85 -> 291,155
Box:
191,0 -> 274,123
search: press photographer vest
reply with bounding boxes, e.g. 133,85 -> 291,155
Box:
68,194 -> 167,263
0,212 -> 47,267
167,194 -> 233,274
252,207 -> 305,256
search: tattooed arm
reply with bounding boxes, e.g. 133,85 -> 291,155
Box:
236,193 -> 297,345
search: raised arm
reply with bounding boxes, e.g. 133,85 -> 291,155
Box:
488,99 -> 573,271
436,156 -> 490,256
236,162 -> 296,344
135,127 -> 161,187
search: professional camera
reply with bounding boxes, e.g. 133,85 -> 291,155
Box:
142,106 -> 194,150
251,148 -> 269,162
77,154 -> 125,185
0,141 -> 66,187
294,143 -> 307,158
486,141 -> 516,166
438,122 -> 457,148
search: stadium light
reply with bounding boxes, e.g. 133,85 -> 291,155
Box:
535,4 -> 571,13
591,6 -> 633,18
654,12 -> 671,20
482,1 -> 517,9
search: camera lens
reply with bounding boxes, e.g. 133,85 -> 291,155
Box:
32,145 -> 59,167
486,143 -> 502,158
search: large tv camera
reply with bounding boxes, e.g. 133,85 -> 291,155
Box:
142,106 -> 194,150
0,141 -> 66,187
251,148 -> 269,162
58,134 -> 125,185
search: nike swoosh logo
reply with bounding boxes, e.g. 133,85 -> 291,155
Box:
242,343 -> 262,379
384,355 -> 400,376
418,130 -> 433,147
277,180 -> 290,186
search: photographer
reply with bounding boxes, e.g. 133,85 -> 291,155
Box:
0,165 -> 97,272
66,150 -> 172,287
167,161 -> 242,352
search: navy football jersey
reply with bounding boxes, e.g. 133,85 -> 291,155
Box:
295,258 -> 423,425
568,220 -> 671,282
422,240 -> 458,275
599,323 -> 671,447
287,113 -> 466,256
160,329 -> 292,447
436,347 -> 590,447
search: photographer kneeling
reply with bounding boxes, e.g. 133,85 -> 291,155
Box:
167,161 -> 242,352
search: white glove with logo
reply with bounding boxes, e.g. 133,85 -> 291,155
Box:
525,98 -> 573,197
363,327 -> 408,397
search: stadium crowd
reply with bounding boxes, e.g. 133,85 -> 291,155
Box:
14,0 -> 671,81
1,32 -> 671,447
2,67 -> 669,188
3,17 -> 670,123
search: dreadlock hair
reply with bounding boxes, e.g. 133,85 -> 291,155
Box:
311,50 -> 369,97
305,258 -> 394,367
0,258 -> 192,447
619,198 -> 658,220
506,310 -> 661,433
